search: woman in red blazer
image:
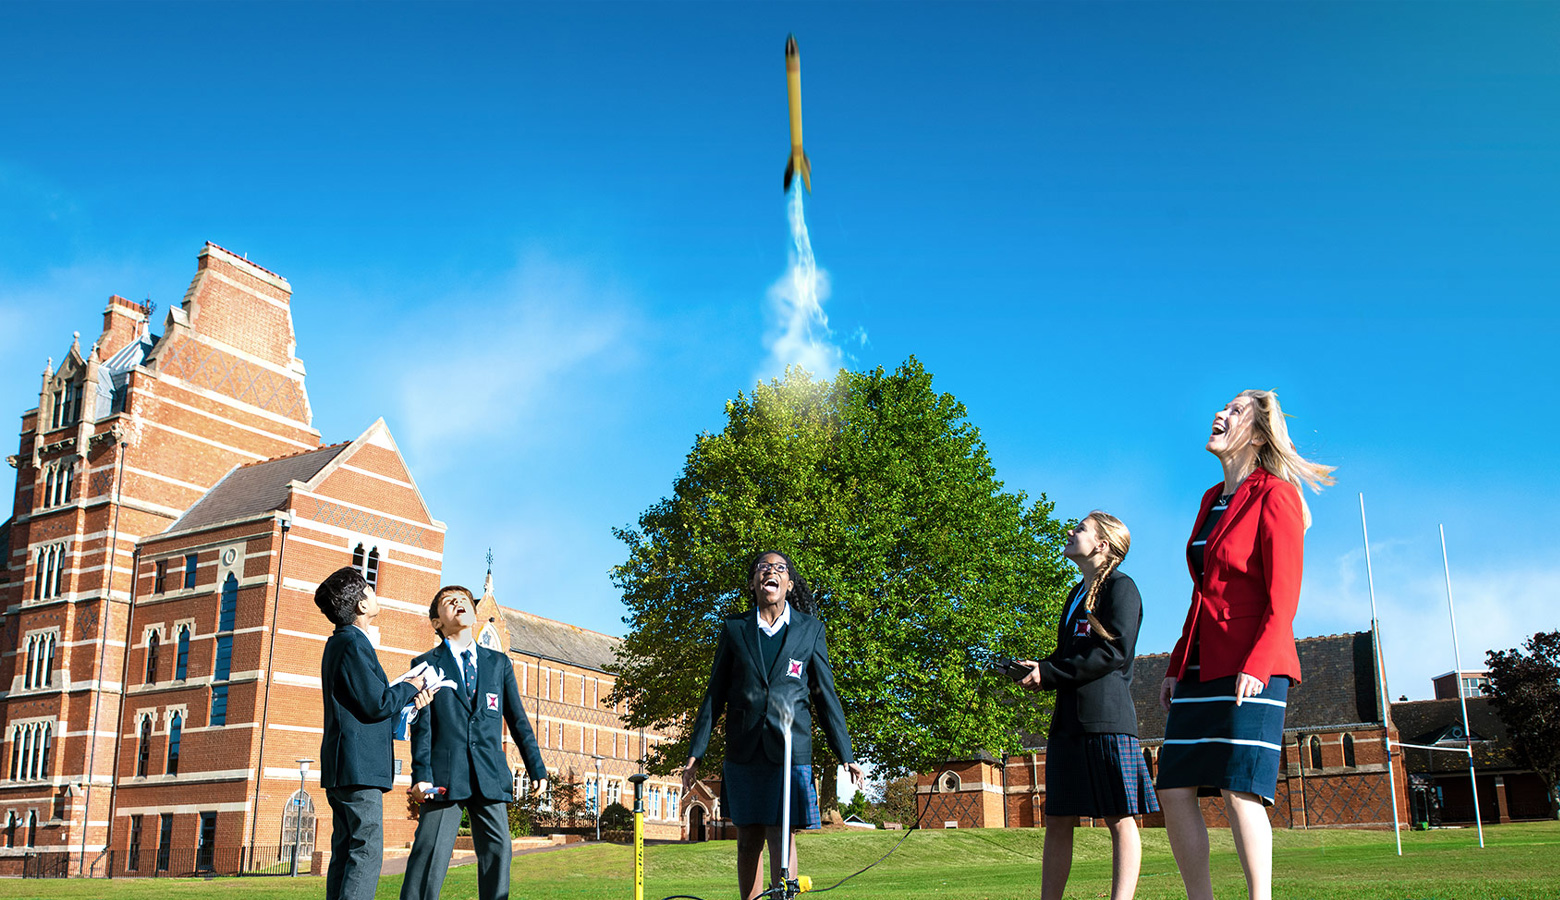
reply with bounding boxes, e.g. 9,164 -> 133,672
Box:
1155,390 -> 1333,900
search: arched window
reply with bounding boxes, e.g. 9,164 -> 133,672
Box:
175,627 -> 190,680
8,727 -> 20,780
33,725 -> 50,780
146,632 -> 161,684
26,811 -> 36,848
281,790 -> 316,861
167,714 -> 183,776
1342,733 -> 1356,769
939,771 -> 961,792
1308,735 -> 1324,770
136,718 -> 152,777
4,812 -> 14,848
365,548 -> 380,589
16,727 -> 33,780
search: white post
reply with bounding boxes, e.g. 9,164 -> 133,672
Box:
1360,495 -> 1403,856
1439,525 -> 1484,849
779,724 -> 793,887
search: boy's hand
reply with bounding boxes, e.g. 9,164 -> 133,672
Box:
412,688 -> 436,709
410,781 -> 434,799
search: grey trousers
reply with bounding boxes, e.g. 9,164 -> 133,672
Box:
399,797 -> 513,900
326,786 -> 384,900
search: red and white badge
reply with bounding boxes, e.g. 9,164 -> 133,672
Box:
786,659 -> 804,679
486,692 -> 499,711
1073,620 -> 1092,638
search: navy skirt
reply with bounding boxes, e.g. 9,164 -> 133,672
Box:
1045,732 -> 1160,818
722,762 -> 820,829
1156,673 -> 1290,805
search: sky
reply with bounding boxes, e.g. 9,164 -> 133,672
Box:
2,2 -> 1557,709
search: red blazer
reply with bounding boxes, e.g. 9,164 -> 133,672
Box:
1166,468 -> 1305,686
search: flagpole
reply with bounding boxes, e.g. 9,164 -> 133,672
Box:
1439,524 -> 1484,849
1360,494 -> 1402,855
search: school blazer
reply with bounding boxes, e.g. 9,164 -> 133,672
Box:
686,608 -> 855,767
319,625 -> 419,791
1035,570 -> 1143,736
409,641 -> 548,803
1166,467 -> 1305,686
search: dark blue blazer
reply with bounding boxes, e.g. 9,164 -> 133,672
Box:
686,608 -> 855,767
319,625 -> 419,791
409,641 -> 547,803
1035,570 -> 1143,736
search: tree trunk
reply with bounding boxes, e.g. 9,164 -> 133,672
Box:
819,764 -> 839,812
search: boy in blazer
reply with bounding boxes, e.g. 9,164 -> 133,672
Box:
317,566 -> 432,900
400,585 -> 548,900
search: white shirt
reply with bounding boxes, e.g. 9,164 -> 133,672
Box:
756,601 -> 791,638
446,637 -> 478,682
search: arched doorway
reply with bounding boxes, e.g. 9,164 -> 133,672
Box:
689,804 -> 706,842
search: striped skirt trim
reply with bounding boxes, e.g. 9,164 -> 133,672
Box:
1155,674 -> 1289,805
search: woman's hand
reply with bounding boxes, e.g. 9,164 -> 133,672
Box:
845,762 -> 866,788
1233,672 -> 1266,705
1016,660 -> 1045,691
681,757 -> 698,793
1159,676 -> 1177,711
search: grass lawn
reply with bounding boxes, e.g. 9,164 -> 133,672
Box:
3,821 -> 1557,899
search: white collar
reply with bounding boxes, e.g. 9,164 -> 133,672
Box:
445,636 -> 477,657
756,602 -> 791,638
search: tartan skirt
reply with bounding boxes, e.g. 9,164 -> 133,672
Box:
721,762 -> 820,829
1045,732 -> 1160,818
1156,673 -> 1290,805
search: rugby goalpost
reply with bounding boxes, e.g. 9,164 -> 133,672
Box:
1359,495 -> 1485,855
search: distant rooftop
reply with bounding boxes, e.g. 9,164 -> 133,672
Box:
166,442 -> 347,534
499,606 -> 619,672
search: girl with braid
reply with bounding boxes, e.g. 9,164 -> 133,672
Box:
1017,511 -> 1156,900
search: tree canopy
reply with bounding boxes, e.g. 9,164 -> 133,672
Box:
1484,631 -> 1560,815
607,359 -> 1073,778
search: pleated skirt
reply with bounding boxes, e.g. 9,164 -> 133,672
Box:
1156,673 -> 1290,805
721,762 -> 820,829
1045,732 -> 1160,818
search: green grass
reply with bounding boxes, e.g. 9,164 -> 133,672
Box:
5,821 -> 1558,899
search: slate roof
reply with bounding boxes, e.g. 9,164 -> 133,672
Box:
1131,631 -> 1386,741
1390,697 -> 1518,772
500,607 -> 619,672
167,443 -> 348,534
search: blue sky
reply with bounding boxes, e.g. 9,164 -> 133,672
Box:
3,2 -> 1557,704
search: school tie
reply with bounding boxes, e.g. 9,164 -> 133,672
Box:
463,649 -> 478,704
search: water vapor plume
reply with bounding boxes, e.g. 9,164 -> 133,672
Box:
761,188 -> 841,380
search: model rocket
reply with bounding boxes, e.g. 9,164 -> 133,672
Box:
784,34 -> 811,193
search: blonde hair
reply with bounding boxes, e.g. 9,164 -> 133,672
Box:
1081,511 -> 1131,641
1238,389 -> 1336,528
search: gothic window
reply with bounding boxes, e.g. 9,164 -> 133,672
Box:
351,543 -> 365,573
24,633 -> 58,690
167,713 -> 183,776
1308,735 -> 1324,771
146,632 -> 161,685
940,771 -> 961,792
136,718 -> 152,777
1343,733 -> 1356,769
183,553 -> 199,590
366,548 -> 380,590
33,725 -> 49,780
8,727 -> 19,780
5,812 -> 14,849
175,627 -> 190,680
33,543 -> 68,601
25,811 -> 36,848
281,791 -> 316,860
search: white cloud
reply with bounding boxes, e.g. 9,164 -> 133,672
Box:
1307,544 -> 1560,701
390,252 -> 636,468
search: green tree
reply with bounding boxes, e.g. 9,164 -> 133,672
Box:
869,774 -> 921,828
1485,631 -> 1560,819
841,789 -> 869,819
608,359 -> 1070,784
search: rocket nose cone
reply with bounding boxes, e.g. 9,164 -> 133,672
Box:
785,35 -> 798,58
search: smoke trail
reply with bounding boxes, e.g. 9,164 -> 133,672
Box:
761,188 -> 840,379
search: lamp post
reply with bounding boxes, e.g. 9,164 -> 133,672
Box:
291,758 -> 313,877
591,755 -> 604,841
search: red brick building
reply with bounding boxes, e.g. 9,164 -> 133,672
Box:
919,631 -> 1412,832
0,244 -> 681,877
